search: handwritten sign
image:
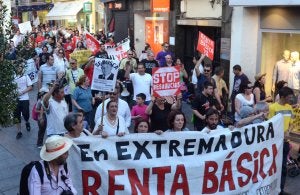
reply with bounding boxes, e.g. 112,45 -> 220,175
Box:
69,50 -> 92,66
197,32 -> 215,61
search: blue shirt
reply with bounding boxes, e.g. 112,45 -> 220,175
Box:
72,86 -> 93,112
156,51 -> 174,67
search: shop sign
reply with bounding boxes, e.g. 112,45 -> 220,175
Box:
83,2 -> 92,13
197,32 -> 215,61
152,66 -> 181,97
152,0 -> 170,12
108,0 -> 126,10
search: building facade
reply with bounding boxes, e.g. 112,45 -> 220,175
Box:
229,0 -> 300,95
11,0 -> 104,33
102,0 -> 230,78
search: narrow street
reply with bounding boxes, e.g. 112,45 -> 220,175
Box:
0,86 -> 299,194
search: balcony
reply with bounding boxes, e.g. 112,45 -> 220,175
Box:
11,0 -> 51,7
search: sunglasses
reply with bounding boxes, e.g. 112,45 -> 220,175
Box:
204,69 -> 211,72
109,92 -> 117,95
128,54 -> 133,56
70,62 -> 76,65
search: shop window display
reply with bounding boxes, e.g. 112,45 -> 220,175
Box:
261,32 -> 300,133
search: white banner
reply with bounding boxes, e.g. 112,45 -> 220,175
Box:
91,58 -> 119,92
106,38 -> 130,62
69,114 -> 284,195
25,58 -> 38,83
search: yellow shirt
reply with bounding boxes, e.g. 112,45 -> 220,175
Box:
212,75 -> 227,96
268,102 -> 293,132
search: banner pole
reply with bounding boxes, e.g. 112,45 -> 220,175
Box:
100,91 -> 105,128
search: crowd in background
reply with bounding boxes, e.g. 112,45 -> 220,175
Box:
6,24 -> 300,195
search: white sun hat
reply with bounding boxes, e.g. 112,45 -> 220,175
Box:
40,135 -> 73,162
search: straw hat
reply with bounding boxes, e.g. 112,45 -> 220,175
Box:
40,135 -> 73,162
254,73 -> 266,81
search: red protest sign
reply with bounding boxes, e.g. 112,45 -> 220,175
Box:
86,32 -> 100,55
197,32 -> 215,61
152,66 -> 181,97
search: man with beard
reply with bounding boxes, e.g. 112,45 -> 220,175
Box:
192,81 -> 218,131
201,108 -> 222,133
27,136 -> 77,194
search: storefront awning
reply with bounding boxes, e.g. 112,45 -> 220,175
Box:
46,1 -> 82,20
17,3 -> 54,12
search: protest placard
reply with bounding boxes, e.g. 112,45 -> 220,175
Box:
69,50 -> 92,66
197,32 -> 215,61
68,114 -> 284,195
91,58 -> 119,92
106,38 -> 130,62
152,66 -> 181,97
24,58 -> 38,83
18,21 -> 32,35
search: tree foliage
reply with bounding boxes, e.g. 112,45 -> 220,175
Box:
0,0 -> 18,127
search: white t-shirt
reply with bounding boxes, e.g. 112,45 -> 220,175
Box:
40,64 -> 57,88
54,57 -> 69,73
192,65 -> 204,85
129,73 -> 152,101
234,93 -> 254,122
94,98 -> 131,127
93,115 -> 129,136
44,98 -> 68,135
14,74 -> 33,100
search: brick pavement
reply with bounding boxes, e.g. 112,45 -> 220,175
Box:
0,86 -> 299,194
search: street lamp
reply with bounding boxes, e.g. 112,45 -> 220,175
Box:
209,0 -> 215,8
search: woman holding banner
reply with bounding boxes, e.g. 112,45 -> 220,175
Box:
165,110 -> 189,132
146,95 -> 182,132
93,100 -> 129,138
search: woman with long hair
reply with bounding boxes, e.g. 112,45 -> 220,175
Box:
253,73 -> 272,103
93,100 -> 129,137
234,82 -> 255,122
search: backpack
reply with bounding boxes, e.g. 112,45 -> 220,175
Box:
31,103 -> 39,121
19,161 -> 68,195
19,161 -> 43,195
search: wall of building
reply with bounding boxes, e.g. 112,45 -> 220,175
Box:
230,0 -> 300,6
185,0 -> 222,18
230,7 -> 259,90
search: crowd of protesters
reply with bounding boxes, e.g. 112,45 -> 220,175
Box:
6,24 -> 300,195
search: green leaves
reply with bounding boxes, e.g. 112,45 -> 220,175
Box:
0,0 -> 18,127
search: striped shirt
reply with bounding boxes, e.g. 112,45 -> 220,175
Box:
40,64 -> 57,88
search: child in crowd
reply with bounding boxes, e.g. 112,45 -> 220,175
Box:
131,93 -> 149,127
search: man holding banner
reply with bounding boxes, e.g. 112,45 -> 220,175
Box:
269,86 -> 294,195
